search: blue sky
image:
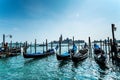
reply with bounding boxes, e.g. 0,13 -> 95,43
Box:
0,0 -> 120,43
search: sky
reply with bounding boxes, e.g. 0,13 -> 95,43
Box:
0,0 -> 120,43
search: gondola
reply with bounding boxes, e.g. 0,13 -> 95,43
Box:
56,51 -> 71,60
114,53 -> 120,62
11,48 -> 21,53
94,44 -> 107,67
23,49 -> 55,58
0,52 -> 20,58
0,48 -> 21,58
116,49 -> 120,62
72,48 -> 88,62
56,44 -> 77,60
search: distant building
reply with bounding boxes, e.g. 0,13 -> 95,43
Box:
52,38 -> 85,44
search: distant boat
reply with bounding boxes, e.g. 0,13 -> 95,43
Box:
23,49 -> 55,58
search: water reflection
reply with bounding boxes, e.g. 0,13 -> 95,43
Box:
98,68 -> 107,80
72,61 -> 83,68
57,60 -> 70,68
24,58 -> 40,64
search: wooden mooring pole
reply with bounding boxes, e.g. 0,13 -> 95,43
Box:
10,41 -> 12,52
108,37 -> 111,60
88,37 -> 92,57
25,41 -> 27,53
59,35 -> 62,55
111,24 -> 117,59
30,42 -> 32,53
51,41 -> 53,49
100,39 -> 102,50
73,36 -> 74,45
35,39 -> 36,54
110,39 -> 113,59
2,34 -> 5,47
105,39 -> 107,54
68,39 -> 69,52
103,40 -> 105,51
46,39 -> 48,51
59,40 -> 61,55
43,42 -> 44,53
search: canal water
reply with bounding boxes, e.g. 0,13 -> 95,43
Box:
0,45 -> 120,80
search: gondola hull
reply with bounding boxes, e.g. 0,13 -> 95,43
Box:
0,51 -> 21,58
94,55 -> 106,66
56,51 -> 71,60
94,49 -> 106,67
23,49 -> 55,58
72,53 -> 88,62
56,54 -> 70,60
72,49 -> 88,62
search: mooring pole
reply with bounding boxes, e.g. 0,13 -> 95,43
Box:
108,37 -> 110,60
100,39 -> 102,49
111,24 -> 117,58
30,42 -> 32,53
73,36 -> 74,45
112,24 -> 115,44
68,39 -> 69,52
2,34 -> 5,47
51,41 -> 53,49
59,39 -> 61,55
110,39 -> 113,59
88,37 -> 92,57
16,42 -> 17,48
105,39 -> 107,54
59,38 -> 61,54
43,42 -> 44,53
59,35 -> 62,55
25,41 -> 27,53
35,39 -> 36,54
20,42 -> 21,48
103,40 -> 105,51
46,39 -> 48,51
10,41 -> 12,52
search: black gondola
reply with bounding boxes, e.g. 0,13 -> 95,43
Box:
56,51 -> 71,60
94,44 -> 107,67
72,48 -> 88,62
113,53 -> 120,62
56,36 -> 78,60
23,49 -> 55,58
11,48 -> 21,53
56,43 -> 77,60
23,39 -> 55,58
0,47 -> 21,58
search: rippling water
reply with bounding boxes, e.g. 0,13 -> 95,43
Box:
0,46 -> 120,80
